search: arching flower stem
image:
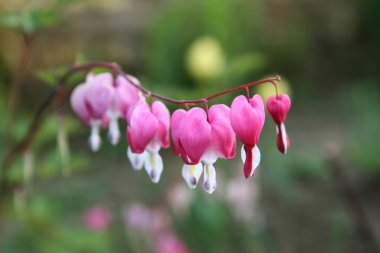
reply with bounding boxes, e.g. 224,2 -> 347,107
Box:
60,61 -> 281,107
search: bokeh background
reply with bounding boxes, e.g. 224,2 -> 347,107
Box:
0,0 -> 380,252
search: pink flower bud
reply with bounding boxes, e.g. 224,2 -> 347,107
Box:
266,94 -> 291,154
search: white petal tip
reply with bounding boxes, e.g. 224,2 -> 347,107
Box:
241,145 -> 261,177
88,136 -> 101,152
203,164 -> 217,194
182,163 -> 203,189
203,181 -> 216,194
89,121 -> 102,152
108,118 -> 120,145
149,170 -> 161,183
127,147 -> 145,170
144,152 -> 163,184
108,134 -> 120,146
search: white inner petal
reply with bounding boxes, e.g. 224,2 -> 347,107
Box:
241,145 -> 261,177
88,120 -> 102,152
201,149 -> 218,165
203,163 -> 217,194
108,117 -> 120,145
241,145 -> 246,162
146,141 -> 160,153
127,146 -> 146,170
280,123 -> 288,153
182,163 -> 203,189
144,151 -> 163,183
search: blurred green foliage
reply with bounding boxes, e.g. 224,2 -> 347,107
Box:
0,8 -> 63,34
1,0 -> 380,252
145,0 -> 264,89
343,84 -> 380,174
0,0 -> 77,34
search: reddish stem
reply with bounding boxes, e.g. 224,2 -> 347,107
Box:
60,61 -> 281,106
245,86 -> 250,98
6,33 -> 35,135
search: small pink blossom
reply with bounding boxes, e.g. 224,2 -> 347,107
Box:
84,205 -> 111,231
70,73 -> 142,150
106,74 -> 143,145
171,105 -> 236,194
230,95 -> 265,178
127,101 -> 170,183
266,94 -> 291,153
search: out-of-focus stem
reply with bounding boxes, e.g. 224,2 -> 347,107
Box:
6,33 -> 35,133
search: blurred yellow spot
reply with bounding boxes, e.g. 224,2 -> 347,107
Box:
186,36 -> 225,82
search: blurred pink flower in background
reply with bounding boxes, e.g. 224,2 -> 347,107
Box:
226,168 -> 262,224
84,205 -> 111,231
123,203 -> 152,231
155,233 -> 190,253
122,202 -> 190,252
167,183 -> 193,217
151,209 -> 171,233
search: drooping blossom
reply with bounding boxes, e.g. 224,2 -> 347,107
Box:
84,205 -> 111,231
127,101 -> 170,183
70,72 -> 142,151
70,73 -> 113,151
266,94 -> 291,153
106,74 -> 143,145
230,95 -> 265,178
171,105 -> 236,194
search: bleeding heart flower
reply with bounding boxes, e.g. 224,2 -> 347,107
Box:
172,105 -> 236,194
71,72 -> 145,151
266,94 -> 291,154
230,94 -> 265,178
127,101 -> 170,183
106,74 -> 143,145
70,73 -> 114,152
